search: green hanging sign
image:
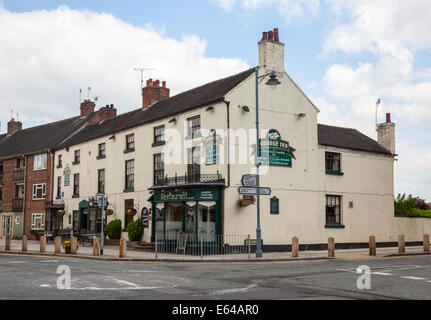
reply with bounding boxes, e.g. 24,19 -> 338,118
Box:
205,129 -> 220,165
256,129 -> 296,167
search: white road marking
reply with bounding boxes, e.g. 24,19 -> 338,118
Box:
111,278 -> 141,288
401,276 -> 428,281
40,260 -> 60,263
7,261 -> 24,264
209,284 -> 257,296
371,272 -> 394,276
70,286 -> 162,291
40,284 -> 51,288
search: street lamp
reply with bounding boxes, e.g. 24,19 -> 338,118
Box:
255,67 -> 281,258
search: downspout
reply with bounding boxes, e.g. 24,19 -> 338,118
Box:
22,155 -> 27,237
49,148 -> 55,229
222,99 -> 231,239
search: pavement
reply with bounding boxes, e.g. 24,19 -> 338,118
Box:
0,239 -> 430,262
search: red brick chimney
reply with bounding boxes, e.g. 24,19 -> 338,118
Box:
80,99 -> 95,117
7,118 -> 22,135
88,104 -> 118,124
142,79 -> 170,109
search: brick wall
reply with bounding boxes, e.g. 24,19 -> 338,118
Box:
1,158 -> 18,212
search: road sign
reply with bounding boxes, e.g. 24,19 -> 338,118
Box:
238,187 -> 271,196
241,174 -> 258,187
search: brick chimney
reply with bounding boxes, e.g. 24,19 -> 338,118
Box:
80,99 -> 95,117
88,104 -> 118,124
142,79 -> 170,109
258,27 -> 285,73
7,118 -> 22,135
377,113 -> 396,154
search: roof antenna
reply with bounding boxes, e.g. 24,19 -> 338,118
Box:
375,98 -> 381,131
134,67 -> 154,96
87,87 -> 91,100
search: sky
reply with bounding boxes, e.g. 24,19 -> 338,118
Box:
0,0 -> 430,200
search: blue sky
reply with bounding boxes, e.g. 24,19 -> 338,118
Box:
0,0 -> 430,200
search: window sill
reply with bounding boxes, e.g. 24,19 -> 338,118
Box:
72,161 -> 80,166
72,195 -> 80,199
325,224 -> 345,229
185,135 -> 202,141
152,141 -> 166,148
124,148 -> 135,154
96,155 -> 106,160
123,188 -> 135,193
326,171 -> 344,176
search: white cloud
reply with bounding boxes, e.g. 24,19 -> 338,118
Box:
0,6 -> 249,127
212,0 -> 321,23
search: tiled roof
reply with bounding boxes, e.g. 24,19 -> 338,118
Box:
0,115 -> 94,159
56,68 -> 256,149
318,124 -> 392,155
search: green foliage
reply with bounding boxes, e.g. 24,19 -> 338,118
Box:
106,219 -> 122,240
395,194 -> 431,218
127,218 -> 144,241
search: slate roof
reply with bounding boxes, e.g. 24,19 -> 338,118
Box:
318,124 -> 393,155
56,68 -> 256,149
0,115 -> 95,160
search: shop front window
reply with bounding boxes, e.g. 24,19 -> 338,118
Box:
185,202 -> 197,239
165,202 -> 183,237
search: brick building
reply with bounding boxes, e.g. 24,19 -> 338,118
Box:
0,101 -> 117,238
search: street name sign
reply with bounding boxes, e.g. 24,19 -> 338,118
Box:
238,187 -> 271,196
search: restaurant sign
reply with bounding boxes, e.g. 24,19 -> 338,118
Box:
256,129 -> 296,167
154,190 -> 219,202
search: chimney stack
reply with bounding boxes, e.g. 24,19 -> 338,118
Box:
7,118 -> 22,135
80,99 -> 95,117
142,79 -> 170,109
258,27 -> 285,73
377,113 -> 396,154
88,104 -> 118,125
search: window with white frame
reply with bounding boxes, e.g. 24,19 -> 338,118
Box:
34,154 -> 47,171
32,213 -> 45,230
32,184 -> 46,200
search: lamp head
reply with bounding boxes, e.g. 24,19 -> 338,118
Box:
265,72 -> 281,87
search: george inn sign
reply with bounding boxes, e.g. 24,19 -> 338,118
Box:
254,129 -> 297,167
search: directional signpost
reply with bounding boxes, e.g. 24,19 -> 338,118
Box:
241,174 -> 258,187
238,186 -> 271,196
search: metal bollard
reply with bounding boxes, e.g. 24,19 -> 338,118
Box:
40,235 -> 46,253
424,234 -> 430,252
22,235 -> 28,252
369,235 -> 376,256
54,236 -> 61,254
5,236 -> 11,251
328,237 -> 335,258
398,234 -> 405,254
292,237 -> 299,258
248,235 -> 251,259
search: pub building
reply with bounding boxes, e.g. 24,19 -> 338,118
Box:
4,28 -> 428,251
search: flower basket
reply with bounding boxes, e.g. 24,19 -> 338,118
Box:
58,210 -> 66,216
65,246 -> 71,254
237,198 -> 249,208
105,209 -> 114,216
127,209 -> 137,216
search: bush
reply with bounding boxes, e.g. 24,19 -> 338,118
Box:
127,218 -> 144,242
106,219 -> 122,240
395,194 -> 431,218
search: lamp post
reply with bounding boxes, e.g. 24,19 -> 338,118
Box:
96,193 -> 107,255
254,67 -> 281,258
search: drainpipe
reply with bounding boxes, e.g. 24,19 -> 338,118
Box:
49,149 -> 55,229
22,155 -> 27,237
223,99 -> 231,239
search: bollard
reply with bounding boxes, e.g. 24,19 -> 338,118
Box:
71,237 -> 78,254
369,235 -> 376,256
93,236 -> 100,256
328,237 -> 335,258
292,237 -> 299,258
54,236 -> 61,254
5,236 -> 11,251
398,234 -> 405,254
22,235 -> 28,252
119,238 -> 127,258
40,235 -> 46,253
424,234 -> 430,252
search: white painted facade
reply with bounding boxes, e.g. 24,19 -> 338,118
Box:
52,31 -> 431,247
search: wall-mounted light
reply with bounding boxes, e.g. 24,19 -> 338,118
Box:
169,118 -> 177,124
109,135 -> 115,140
205,106 -> 214,112
296,113 -> 306,119
242,106 -> 250,113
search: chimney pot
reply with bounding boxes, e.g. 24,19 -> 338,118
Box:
274,28 -> 279,42
268,31 -> 274,41
386,113 -> 391,123
162,81 -> 166,88
262,32 -> 268,41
